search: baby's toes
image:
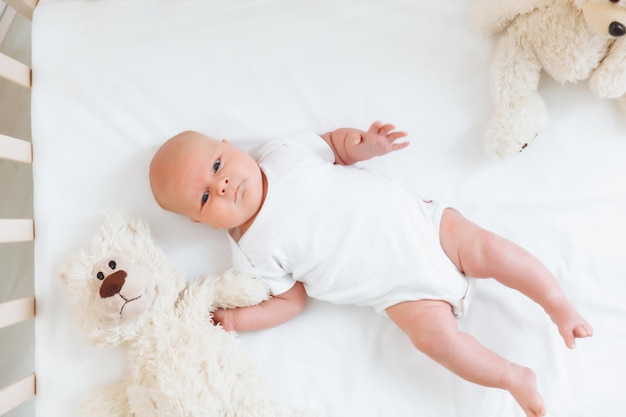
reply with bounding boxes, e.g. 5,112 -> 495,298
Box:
561,331 -> 576,349
574,323 -> 593,339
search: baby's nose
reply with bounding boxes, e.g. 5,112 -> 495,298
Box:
219,177 -> 229,195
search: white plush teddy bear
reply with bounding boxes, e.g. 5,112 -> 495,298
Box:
59,213 -> 317,417
471,0 -> 626,159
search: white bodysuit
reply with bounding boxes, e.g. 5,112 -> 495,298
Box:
228,131 -> 475,317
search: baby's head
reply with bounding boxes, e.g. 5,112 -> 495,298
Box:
149,130 -> 265,232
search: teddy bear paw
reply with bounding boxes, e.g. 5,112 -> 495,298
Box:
484,129 -> 535,159
484,94 -> 548,159
589,72 -> 625,99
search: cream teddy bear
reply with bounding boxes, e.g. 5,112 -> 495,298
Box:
59,213 -> 317,417
471,0 -> 626,159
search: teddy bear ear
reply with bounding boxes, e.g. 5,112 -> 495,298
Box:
99,211 -> 155,260
58,245 -> 89,288
102,210 -> 147,238
104,209 -> 133,230
59,270 -> 69,285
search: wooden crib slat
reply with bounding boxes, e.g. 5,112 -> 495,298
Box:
0,51 -> 30,89
0,3 -> 37,416
0,219 -> 34,243
0,296 -> 35,329
2,0 -> 37,20
0,133 -> 32,163
0,4 -> 17,44
0,374 -> 36,415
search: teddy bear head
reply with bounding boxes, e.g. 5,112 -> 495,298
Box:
578,0 -> 626,37
59,213 -> 185,347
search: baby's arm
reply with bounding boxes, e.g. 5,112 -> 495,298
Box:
213,281 -> 307,332
321,121 -> 409,165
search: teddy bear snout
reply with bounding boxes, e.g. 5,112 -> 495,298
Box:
609,21 -> 626,36
99,270 -> 128,299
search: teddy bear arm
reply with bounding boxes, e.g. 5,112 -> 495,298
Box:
211,268 -> 271,309
180,269 -> 270,312
80,381 -> 133,417
589,39 -> 626,99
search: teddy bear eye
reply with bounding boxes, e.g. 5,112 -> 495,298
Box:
109,260 -> 117,270
97,272 -> 105,280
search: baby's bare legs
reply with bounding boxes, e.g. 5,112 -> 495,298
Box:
387,300 -> 546,417
439,208 -> 593,348
387,209 -> 593,415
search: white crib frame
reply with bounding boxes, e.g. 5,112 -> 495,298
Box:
0,0 -> 37,415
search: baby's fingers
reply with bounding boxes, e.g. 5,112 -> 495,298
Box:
387,130 -> 408,142
369,121 -> 406,138
378,123 -> 396,136
391,141 -> 410,152
387,130 -> 409,152
368,121 -> 397,135
368,121 -> 384,132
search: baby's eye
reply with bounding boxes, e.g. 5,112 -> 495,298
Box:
213,159 -> 221,173
201,191 -> 209,206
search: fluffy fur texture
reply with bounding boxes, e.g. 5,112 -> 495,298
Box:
59,213 -> 317,417
471,0 -> 626,159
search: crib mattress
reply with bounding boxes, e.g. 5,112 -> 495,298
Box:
32,0 -> 626,416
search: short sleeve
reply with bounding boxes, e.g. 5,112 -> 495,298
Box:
228,233 -> 297,296
259,275 -> 297,297
255,130 -> 335,165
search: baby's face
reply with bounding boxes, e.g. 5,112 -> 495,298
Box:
151,132 -> 265,232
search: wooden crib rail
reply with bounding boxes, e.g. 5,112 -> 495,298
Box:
2,0 -> 37,20
0,297 -> 36,415
0,296 -> 34,329
0,135 -> 34,243
0,224 -> 35,416
0,374 -> 36,416
0,133 -> 32,163
0,1 -> 37,415
0,219 -> 34,243
0,51 -> 30,89
0,4 -> 17,43
0,0 -> 35,89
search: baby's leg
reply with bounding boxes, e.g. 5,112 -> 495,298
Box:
439,208 -> 593,348
387,300 -> 546,417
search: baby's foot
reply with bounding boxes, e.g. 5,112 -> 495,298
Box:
545,297 -> 593,349
504,364 -> 546,417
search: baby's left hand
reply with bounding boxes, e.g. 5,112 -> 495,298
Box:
356,121 -> 409,159
322,121 -> 409,165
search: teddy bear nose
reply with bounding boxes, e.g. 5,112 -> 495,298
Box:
609,21 -> 626,37
99,270 -> 128,299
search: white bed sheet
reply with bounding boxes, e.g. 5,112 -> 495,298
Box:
31,0 -> 626,416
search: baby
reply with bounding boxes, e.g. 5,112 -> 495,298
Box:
149,121 -> 593,417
